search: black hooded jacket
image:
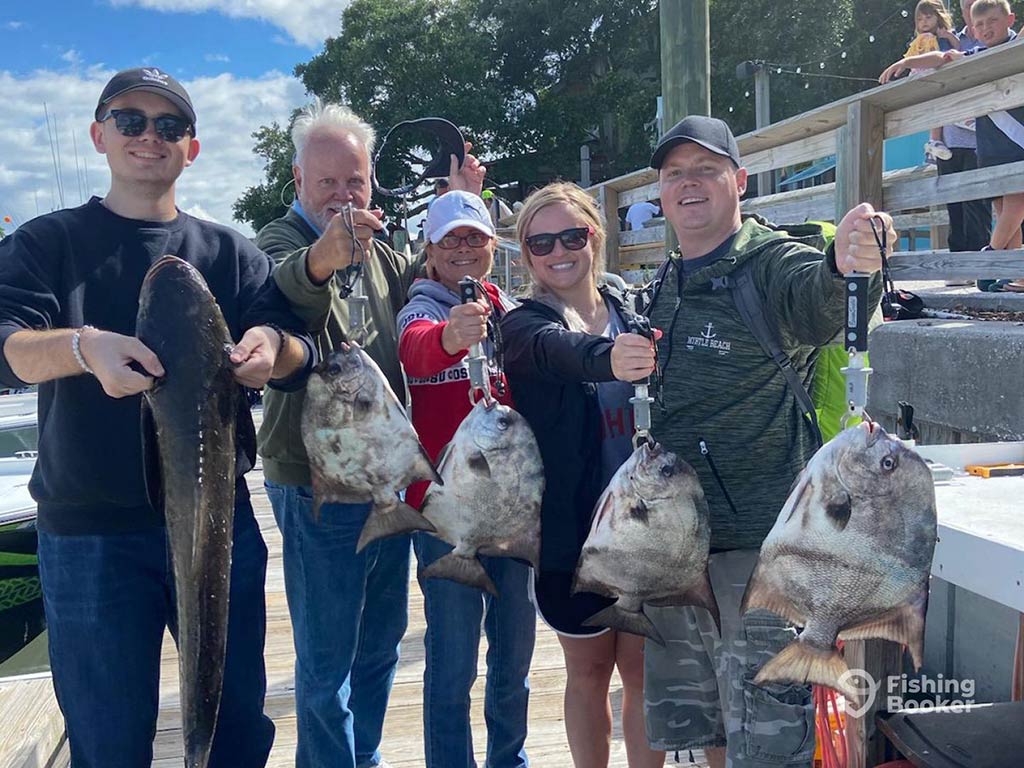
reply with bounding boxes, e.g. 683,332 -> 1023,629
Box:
501,285 -> 640,573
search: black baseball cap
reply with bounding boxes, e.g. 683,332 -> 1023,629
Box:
95,67 -> 197,130
650,115 -> 740,169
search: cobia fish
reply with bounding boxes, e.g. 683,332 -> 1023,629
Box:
573,441 -> 719,644
420,399 -> 543,595
137,255 -> 247,768
301,345 -> 440,552
741,422 -> 937,702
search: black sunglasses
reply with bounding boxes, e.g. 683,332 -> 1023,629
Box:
523,226 -> 594,257
98,109 -> 193,143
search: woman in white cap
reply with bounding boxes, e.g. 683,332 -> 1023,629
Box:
397,187 -> 535,768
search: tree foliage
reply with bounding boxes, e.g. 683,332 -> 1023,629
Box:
232,121 -> 296,233
234,0 -> 1004,230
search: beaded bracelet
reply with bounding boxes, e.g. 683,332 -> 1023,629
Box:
263,323 -> 288,356
72,325 -> 95,375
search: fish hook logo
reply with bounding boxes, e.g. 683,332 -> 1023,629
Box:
839,668 -> 879,717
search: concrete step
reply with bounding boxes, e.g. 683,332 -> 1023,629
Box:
868,318 -> 1024,443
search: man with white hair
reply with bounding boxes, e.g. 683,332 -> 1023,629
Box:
255,102 -> 414,768
255,101 -> 484,768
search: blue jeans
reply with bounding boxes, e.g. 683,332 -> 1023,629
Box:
265,480 -> 410,768
37,494 -> 275,768
414,532 -> 535,768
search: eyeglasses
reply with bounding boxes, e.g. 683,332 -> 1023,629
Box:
523,226 -> 594,257
97,109 -> 193,143
437,231 -> 492,250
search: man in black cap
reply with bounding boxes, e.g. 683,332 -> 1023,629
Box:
0,67 -> 315,765
640,115 -> 895,768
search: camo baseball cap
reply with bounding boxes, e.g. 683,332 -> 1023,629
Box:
95,67 -> 196,131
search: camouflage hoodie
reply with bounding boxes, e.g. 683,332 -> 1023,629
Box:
648,216 -> 881,551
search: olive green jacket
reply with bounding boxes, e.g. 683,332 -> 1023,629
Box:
648,216 -> 881,550
255,207 -> 416,486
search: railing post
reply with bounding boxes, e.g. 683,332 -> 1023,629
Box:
836,99 -> 896,768
835,101 -> 885,218
598,184 -> 620,275
660,0 -> 709,257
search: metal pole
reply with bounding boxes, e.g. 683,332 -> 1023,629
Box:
580,145 -> 592,188
659,0 -> 710,256
754,65 -> 772,196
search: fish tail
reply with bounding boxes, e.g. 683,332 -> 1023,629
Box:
583,603 -> 665,646
422,552 -> 498,595
754,641 -> 857,702
356,500 -> 436,553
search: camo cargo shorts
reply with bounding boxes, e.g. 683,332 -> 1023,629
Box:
644,549 -> 816,767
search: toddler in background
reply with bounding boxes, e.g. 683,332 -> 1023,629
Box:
902,0 -> 962,162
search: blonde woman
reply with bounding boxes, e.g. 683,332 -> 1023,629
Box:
501,183 -> 663,767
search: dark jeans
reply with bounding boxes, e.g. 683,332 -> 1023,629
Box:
937,148 -> 992,252
37,496 -> 275,768
265,480 -> 409,768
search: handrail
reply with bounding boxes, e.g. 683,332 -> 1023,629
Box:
587,40 -> 1024,278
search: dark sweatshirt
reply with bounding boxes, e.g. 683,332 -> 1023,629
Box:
0,198 -> 313,535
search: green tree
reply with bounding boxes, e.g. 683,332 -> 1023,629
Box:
232,120 -> 297,233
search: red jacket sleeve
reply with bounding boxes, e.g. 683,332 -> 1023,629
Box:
399,318 -> 467,377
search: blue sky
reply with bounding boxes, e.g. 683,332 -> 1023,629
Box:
0,0 -> 350,235
2,1 -> 316,80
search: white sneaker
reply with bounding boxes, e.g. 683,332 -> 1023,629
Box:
924,139 -> 953,161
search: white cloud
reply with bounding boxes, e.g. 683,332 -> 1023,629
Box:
5,21 -> 25,30
204,53 -> 231,63
60,49 -> 83,67
108,0 -> 350,48
0,66 -> 308,237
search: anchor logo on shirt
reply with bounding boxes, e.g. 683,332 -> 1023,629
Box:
701,322 -> 716,340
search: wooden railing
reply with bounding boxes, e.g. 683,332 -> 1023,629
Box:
589,41 -> 1024,285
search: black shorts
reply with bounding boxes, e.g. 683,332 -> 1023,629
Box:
532,570 -> 615,637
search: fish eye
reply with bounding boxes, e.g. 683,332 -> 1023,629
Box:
496,416 -> 510,431
327,362 -> 343,375
881,454 -> 898,472
659,463 -> 676,478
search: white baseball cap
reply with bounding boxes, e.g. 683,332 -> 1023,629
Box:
425,190 -> 495,244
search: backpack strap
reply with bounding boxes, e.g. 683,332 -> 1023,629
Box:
724,261 -> 824,448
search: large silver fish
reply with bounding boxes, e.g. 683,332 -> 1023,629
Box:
137,255 -> 246,768
573,441 -> 719,644
741,422 -> 937,702
420,399 -> 543,595
301,345 -> 440,552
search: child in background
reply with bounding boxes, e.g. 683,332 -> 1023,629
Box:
880,0 -> 1023,291
902,0 -> 962,162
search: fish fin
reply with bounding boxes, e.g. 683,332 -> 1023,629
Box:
647,570 -> 721,634
356,499 -> 436,553
740,566 -> 806,627
416,441 -> 443,486
478,536 -> 539,571
466,450 -> 491,478
422,552 -> 498,595
824,494 -> 853,532
583,603 -> 664,645
628,498 -> 649,524
754,641 -> 858,703
570,558 -> 617,599
434,441 -> 453,475
139,396 -> 163,515
590,485 -> 615,532
838,587 -> 929,670
783,470 -> 811,524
